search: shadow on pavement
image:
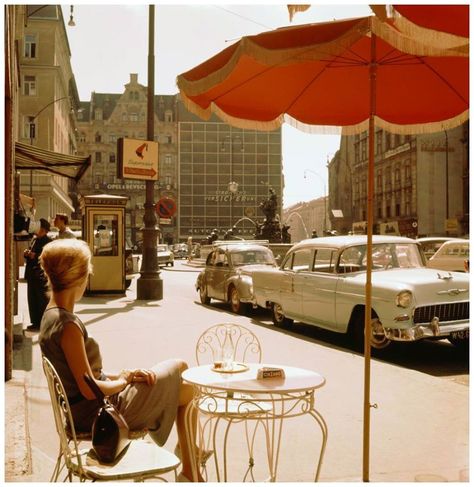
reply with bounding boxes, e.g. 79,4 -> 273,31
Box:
248,314 -> 469,379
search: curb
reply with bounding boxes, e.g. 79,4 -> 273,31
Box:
5,372 -> 31,481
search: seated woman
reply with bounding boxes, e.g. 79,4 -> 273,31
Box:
39,239 -> 203,482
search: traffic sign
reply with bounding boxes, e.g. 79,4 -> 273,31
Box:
155,197 -> 177,218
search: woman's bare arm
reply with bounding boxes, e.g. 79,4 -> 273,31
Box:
60,322 -> 133,399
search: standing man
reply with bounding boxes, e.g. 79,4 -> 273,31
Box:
54,213 -> 76,239
24,218 -> 52,332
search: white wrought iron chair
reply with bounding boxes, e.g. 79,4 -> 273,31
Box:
42,355 -> 180,482
194,323 -> 272,481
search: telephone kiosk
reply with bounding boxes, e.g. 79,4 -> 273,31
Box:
80,194 -> 128,294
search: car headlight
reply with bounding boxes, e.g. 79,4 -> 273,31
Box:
396,290 -> 413,308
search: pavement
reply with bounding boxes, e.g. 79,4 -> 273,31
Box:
4,260 -> 470,483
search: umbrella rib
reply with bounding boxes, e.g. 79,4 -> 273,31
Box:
415,56 -> 469,104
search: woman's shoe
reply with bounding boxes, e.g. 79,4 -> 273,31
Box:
174,444 -> 214,464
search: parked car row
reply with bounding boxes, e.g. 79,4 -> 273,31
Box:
195,236 -> 469,351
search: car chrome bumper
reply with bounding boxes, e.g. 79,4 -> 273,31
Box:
385,318 -> 469,341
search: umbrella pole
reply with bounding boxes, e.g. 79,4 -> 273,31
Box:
363,31 -> 377,482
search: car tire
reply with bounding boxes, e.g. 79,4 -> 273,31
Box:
272,303 -> 293,327
229,286 -> 248,315
199,285 -> 211,305
352,311 -> 391,351
448,335 -> 469,350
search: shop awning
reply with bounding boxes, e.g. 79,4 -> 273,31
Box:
15,141 -> 91,182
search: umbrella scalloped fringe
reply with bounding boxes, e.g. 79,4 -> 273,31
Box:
180,91 -> 469,136
372,16 -> 469,58
393,8 -> 469,51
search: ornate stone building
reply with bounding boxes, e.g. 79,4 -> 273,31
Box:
76,74 -> 178,243
282,197 -> 328,242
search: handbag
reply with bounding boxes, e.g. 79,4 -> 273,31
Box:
83,373 -> 131,464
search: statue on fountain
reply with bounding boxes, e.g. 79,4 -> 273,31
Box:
254,187 -> 288,243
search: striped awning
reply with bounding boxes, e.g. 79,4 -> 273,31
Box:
15,141 -> 91,182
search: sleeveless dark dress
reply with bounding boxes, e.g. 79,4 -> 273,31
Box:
39,307 -> 181,445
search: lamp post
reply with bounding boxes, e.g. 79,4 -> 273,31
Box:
136,5 -> 162,300
444,130 -> 449,235
304,168 -> 327,233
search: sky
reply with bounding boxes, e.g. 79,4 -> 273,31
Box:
62,3 -> 373,208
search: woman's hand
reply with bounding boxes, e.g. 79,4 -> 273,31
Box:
130,369 -> 157,386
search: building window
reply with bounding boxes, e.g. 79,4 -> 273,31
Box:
94,109 -> 102,120
109,153 -> 116,163
95,132 -> 102,143
24,116 -> 35,139
376,130 -> 382,155
165,175 -> 172,185
386,205 -> 391,218
24,75 -> 36,96
361,138 -> 367,160
165,154 -> 172,165
404,162 -> 411,180
405,199 -> 411,215
95,152 -> 102,163
394,134 -> 400,146
166,135 -> 172,144
395,203 -> 401,217
377,206 -> 382,218
24,34 -> 37,58
79,132 -> 86,143
109,133 -> 117,143
385,132 -> 391,150
354,141 -> 360,162
130,113 -> 138,122
165,110 -> 173,123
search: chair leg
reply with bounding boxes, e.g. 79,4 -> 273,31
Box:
50,452 -> 63,482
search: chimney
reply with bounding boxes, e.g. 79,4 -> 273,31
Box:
130,73 -> 138,84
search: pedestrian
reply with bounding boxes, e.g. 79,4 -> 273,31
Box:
54,213 -> 76,239
38,239 -> 206,481
24,218 -> 52,332
187,236 -> 193,262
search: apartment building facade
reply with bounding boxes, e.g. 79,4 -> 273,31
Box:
17,5 -> 79,220
328,124 -> 469,237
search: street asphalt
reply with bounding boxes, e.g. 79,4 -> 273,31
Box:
4,259 -> 469,482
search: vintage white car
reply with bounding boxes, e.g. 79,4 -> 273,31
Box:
251,235 -> 469,349
426,239 -> 469,273
196,243 -> 277,314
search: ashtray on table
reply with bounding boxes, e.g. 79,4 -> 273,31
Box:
211,362 -> 249,373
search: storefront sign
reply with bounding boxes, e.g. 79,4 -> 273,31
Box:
379,221 -> 400,235
117,137 -> 159,181
106,182 -> 146,191
352,221 -> 367,234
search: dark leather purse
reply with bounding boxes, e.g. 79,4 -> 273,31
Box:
84,373 -> 131,464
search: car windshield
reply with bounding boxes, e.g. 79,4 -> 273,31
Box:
230,249 -> 275,266
339,243 -> 424,272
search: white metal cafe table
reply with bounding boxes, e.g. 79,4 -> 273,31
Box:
182,363 -> 328,482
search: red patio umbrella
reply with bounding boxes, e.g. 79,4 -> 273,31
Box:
177,14 -> 469,481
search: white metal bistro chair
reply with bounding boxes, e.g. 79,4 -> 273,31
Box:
194,323 -> 272,481
42,355 -> 180,482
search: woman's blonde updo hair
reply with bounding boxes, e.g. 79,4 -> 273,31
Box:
40,239 -> 93,292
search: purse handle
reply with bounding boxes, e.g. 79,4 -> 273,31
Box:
83,373 -> 105,401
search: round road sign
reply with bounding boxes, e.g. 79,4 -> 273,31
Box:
155,197 -> 177,218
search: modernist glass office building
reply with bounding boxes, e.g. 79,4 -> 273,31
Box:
178,104 -> 283,242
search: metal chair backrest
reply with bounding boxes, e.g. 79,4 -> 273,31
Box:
42,355 -> 85,476
195,323 -> 262,365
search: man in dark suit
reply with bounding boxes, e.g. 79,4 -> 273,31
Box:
24,218 -> 52,332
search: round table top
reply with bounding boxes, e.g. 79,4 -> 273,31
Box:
182,363 -> 325,394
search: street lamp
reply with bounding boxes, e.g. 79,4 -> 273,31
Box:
304,168 -> 327,233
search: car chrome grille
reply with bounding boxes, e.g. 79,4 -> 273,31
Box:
413,302 -> 469,324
